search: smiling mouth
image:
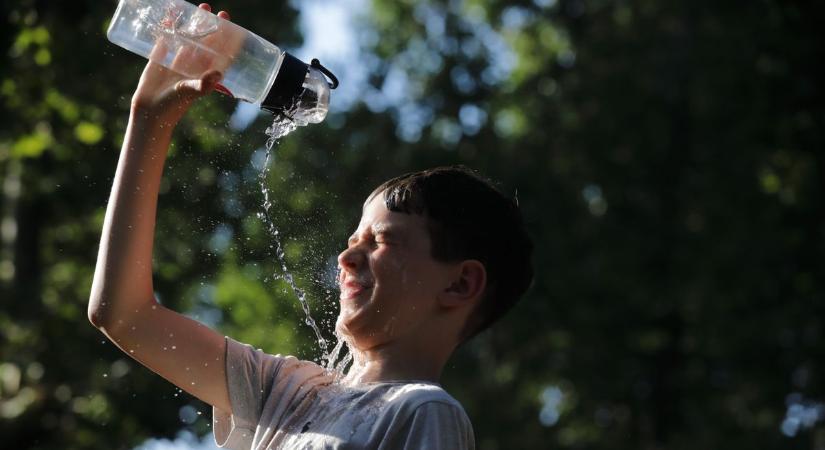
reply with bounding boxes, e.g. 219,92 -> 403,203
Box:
340,282 -> 373,301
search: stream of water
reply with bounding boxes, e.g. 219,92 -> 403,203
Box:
257,114 -> 351,374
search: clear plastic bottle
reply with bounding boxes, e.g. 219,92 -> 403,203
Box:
107,0 -> 337,123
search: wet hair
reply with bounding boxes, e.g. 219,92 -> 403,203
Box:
368,166 -> 534,342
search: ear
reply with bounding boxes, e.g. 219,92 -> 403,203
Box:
438,260 -> 486,308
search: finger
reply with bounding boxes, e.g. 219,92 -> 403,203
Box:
201,70 -> 223,92
148,37 -> 169,64
199,3 -> 212,12
175,79 -> 209,99
217,10 -> 230,20
176,70 -> 223,97
170,45 -> 206,75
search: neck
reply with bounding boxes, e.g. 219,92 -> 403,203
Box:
340,335 -> 454,386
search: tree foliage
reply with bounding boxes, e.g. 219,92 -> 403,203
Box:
1,0 -> 823,449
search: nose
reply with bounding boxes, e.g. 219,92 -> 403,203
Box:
337,244 -> 365,272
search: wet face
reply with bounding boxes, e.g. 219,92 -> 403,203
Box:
336,195 -> 456,349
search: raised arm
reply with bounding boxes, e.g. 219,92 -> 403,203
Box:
88,4 -> 233,415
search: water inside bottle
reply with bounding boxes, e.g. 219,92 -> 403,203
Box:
168,5 -> 218,38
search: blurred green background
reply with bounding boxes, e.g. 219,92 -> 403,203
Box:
1,0 -> 824,448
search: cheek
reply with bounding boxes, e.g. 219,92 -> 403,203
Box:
371,250 -> 408,281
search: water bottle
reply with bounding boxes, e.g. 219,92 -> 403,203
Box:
106,0 -> 338,125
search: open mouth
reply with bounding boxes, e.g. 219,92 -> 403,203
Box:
339,280 -> 373,300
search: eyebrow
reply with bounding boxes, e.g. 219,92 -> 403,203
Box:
347,224 -> 405,245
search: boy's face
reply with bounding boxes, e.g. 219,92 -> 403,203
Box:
336,194 -> 456,349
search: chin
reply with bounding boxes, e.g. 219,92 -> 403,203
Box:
336,311 -> 365,339
335,312 -> 387,351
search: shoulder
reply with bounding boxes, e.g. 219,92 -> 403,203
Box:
385,383 -> 473,433
224,336 -> 331,395
385,383 -> 467,413
377,383 -> 475,449
226,336 -> 326,376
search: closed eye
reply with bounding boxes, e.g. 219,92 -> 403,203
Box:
346,227 -> 400,248
347,233 -> 383,248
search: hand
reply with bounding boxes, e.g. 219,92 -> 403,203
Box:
130,4 -> 232,127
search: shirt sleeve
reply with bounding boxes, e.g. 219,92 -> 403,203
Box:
382,401 -> 476,450
212,336 -> 288,449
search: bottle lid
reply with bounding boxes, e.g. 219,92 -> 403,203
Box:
261,53 -> 338,116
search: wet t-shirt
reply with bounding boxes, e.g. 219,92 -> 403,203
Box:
212,336 -> 475,450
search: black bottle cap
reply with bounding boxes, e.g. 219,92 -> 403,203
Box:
261,52 -> 309,115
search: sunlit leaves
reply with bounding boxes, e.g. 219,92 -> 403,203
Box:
211,260 -> 298,355
74,121 -> 105,145
0,79 -> 16,98
11,128 -> 52,158
33,48 -> 51,66
493,106 -> 528,138
1,0 -> 823,448
0,371 -> 41,420
45,89 -> 80,122
0,1 -> 313,448
70,393 -> 112,423
504,19 -> 573,87
10,25 -> 50,57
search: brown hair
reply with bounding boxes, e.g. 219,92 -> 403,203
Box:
369,166 -> 534,341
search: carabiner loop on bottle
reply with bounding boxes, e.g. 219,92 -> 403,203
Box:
310,59 -> 339,90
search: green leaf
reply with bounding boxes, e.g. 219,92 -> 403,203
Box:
34,48 -> 51,66
11,131 -> 52,158
75,121 -> 105,145
45,89 -> 80,122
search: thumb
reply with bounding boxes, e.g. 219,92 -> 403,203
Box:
175,70 -> 223,98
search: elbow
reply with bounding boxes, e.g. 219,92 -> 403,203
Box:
88,306 -> 105,329
87,288 -> 111,329
88,278 -> 116,329
87,297 -> 124,339
87,299 -> 105,329
88,276 -> 104,328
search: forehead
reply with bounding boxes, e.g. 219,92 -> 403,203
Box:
354,195 -> 428,236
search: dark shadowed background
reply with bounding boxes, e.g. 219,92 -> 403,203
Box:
1,0 -> 824,448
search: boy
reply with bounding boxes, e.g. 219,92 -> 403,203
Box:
88,4 -> 533,448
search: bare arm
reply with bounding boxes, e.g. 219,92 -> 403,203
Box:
88,4 -> 233,415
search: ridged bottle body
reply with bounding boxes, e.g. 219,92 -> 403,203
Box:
107,0 -> 282,104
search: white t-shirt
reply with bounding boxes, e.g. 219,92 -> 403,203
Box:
212,336 -> 476,449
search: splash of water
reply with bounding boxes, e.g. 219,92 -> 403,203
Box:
323,333 -> 354,379
265,113 -> 299,144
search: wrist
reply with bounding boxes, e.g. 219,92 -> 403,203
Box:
129,105 -> 180,136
